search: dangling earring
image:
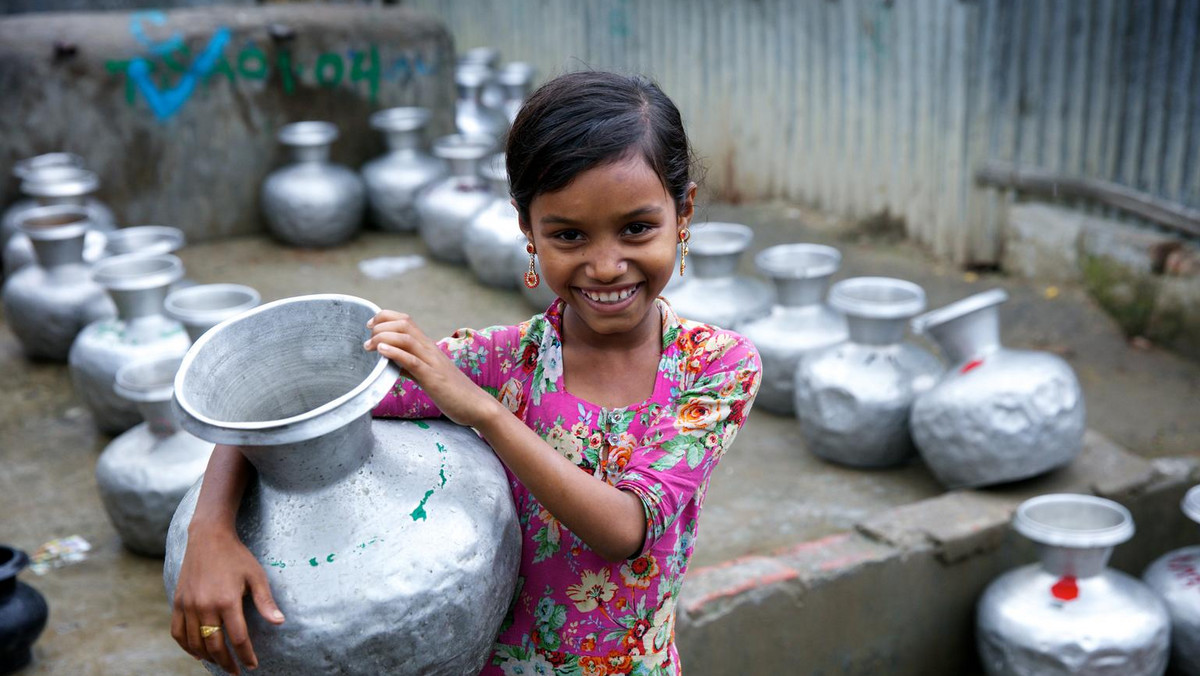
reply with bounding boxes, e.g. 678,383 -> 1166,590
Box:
678,228 -> 691,276
524,242 -> 540,289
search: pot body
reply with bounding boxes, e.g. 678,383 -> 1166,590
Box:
361,150 -> 447,233
70,317 -> 191,434
1144,545 -> 1200,674
668,276 -> 774,329
794,341 -> 942,466
165,419 -> 520,675
465,198 -> 524,288
978,564 -> 1169,675
911,348 -> 1085,488
0,548 -> 49,675
742,305 -> 847,415
416,177 -> 492,263
262,164 -> 365,247
96,425 -> 213,556
3,263 -> 114,361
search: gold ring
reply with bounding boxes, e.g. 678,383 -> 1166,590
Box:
200,625 -> 222,639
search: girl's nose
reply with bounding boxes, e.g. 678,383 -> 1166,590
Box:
585,244 -> 627,282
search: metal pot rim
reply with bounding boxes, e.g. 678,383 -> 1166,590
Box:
829,277 -> 926,319
13,152 -> 85,180
458,46 -> 500,67
93,253 -> 184,291
1184,485 -> 1200,525
456,62 -> 493,87
114,356 -> 182,404
911,288 -> 1008,335
103,226 -> 186,257
173,294 -> 400,446
164,284 -> 262,325
370,107 -> 431,133
0,546 -> 30,580
689,222 -> 754,256
278,121 -> 338,147
755,243 -> 841,279
498,62 -> 534,85
433,134 -> 494,161
16,204 -> 91,240
1013,493 -> 1134,548
21,166 -> 99,198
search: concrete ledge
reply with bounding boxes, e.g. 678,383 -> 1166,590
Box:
0,6 -> 455,241
677,431 -> 1199,675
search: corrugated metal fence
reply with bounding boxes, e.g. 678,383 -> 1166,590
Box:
405,0 -> 1200,266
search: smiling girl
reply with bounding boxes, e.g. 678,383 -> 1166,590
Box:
172,71 -> 761,676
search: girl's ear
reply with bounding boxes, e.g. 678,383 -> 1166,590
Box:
515,199 -> 533,242
677,181 -> 698,230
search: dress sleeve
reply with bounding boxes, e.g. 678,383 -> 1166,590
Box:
613,329 -> 762,555
372,323 -> 523,419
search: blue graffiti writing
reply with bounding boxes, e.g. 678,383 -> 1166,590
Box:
127,27 -> 231,121
130,10 -> 184,56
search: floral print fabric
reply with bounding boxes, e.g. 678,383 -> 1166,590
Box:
372,298 -> 761,675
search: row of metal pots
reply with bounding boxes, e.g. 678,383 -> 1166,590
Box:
978,488 -> 1200,676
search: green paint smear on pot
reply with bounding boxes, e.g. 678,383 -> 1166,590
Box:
268,559 -> 287,569
326,553 -> 335,563
413,420 -> 430,429
409,443 -> 451,521
309,557 -> 319,567
357,537 -> 382,550
410,488 -> 436,521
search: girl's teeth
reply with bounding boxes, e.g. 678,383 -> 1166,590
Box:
586,287 -> 634,303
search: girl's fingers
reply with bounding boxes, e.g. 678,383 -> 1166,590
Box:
201,615 -> 240,675
222,604 -> 256,673
366,310 -> 409,329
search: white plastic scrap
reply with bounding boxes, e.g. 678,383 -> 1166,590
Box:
358,255 -> 426,280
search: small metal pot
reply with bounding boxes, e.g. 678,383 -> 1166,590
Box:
1143,485 -> 1200,675
2,165 -> 114,278
666,222 -> 774,329
261,122 -> 365,247
415,134 -> 494,264
361,107 -> 448,233
164,283 -> 261,343
464,153 -> 524,289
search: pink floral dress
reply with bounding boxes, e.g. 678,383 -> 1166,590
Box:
372,298 -> 761,676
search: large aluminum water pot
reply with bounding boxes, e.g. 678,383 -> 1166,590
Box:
69,253 -> 191,434
361,107 -> 448,233
1143,485 -> 1200,675
739,243 -> 848,415
455,62 -> 508,141
909,289 -> 1085,488
96,356 -> 213,556
2,165 -> 114,278
1,205 -> 115,361
164,284 -> 261,343
666,222 -> 774,329
163,294 -> 521,675
498,62 -> 535,124
793,277 -> 942,467
261,122 -> 365,247
416,134 -> 494,264
464,153 -> 523,289
458,47 -> 505,110
977,494 -> 1170,675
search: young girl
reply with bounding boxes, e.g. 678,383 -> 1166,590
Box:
171,71 -> 761,676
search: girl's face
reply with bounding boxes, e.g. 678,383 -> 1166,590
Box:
521,153 -> 695,341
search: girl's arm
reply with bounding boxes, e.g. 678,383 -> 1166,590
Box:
169,445 -> 285,675
366,310 -> 647,562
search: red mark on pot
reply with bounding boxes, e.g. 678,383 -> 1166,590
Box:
960,359 -> 984,374
1051,575 -> 1079,601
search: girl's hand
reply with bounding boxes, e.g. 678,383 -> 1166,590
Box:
170,523 -> 285,674
364,310 -> 497,427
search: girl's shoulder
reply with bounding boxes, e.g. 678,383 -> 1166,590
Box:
668,315 -> 761,373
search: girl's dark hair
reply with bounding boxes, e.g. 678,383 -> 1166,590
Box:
505,71 -> 696,224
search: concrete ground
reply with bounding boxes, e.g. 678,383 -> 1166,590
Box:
2,201 -> 1198,674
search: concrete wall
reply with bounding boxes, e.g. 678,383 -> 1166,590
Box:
677,432 -> 1200,675
0,5 -> 455,242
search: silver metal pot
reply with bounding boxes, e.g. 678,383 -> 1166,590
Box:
361,108 -> 448,233
464,154 -> 523,289
163,294 -> 520,676
978,493 -> 1170,675
1,205 -> 115,361
96,356 -> 213,557
454,62 -> 508,144
793,277 -> 942,467
1143,485 -> 1200,675
164,283 -> 261,343
261,122 -> 365,247
666,222 -> 774,329
69,253 -> 191,434
102,225 -> 185,257
910,289 -> 1085,488
3,164 -> 114,278
739,243 -> 848,415
416,135 -> 494,264
498,62 -> 535,124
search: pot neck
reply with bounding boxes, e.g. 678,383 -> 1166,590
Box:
450,157 -> 483,180
32,232 -> 86,269
239,414 -> 373,493
138,399 -> 180,438
923,304 -> 1002,363
457,82 -> 485,105
692,251 -> 742,279
0,547 -> 28,597
289,144 -> 331,164
1036,543 -> 1114,579
772,273 -> 832,308
385,129 -> 424,153
846,315 -> 907,345
111,286 -> 171,322
35,195 -> 87,207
